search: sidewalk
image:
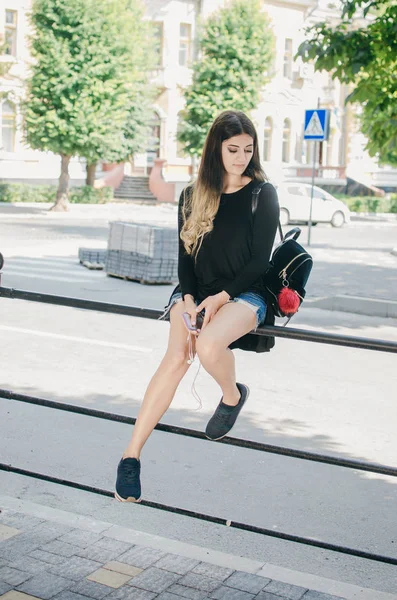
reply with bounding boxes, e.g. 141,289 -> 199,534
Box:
1,495 -> 395,600
1,202 -> 397,222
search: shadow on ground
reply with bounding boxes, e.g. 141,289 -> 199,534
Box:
1,380 -> 396,561
0,204 -> 48,216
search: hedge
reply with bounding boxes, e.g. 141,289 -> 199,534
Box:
334,194 -> 397,213
0,183 -> 113,204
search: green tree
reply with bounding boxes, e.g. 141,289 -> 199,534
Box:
297,0 -> 397,166
24,0 -> 153,210
178,0 -> 275,157
81,1 -> 155,185
94,81 -> 154,174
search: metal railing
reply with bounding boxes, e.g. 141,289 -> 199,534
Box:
1,285 -> 397,567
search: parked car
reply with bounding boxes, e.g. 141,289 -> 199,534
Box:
277,183 -> 351,227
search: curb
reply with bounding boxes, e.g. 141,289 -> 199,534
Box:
351,212 -> 397,222
0,495 -> 395,600
305,295 -> 397,319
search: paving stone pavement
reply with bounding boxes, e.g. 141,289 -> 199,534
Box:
0,509 -> 347,600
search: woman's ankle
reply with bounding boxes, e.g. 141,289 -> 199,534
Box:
122,450 -> 140,460
221,384 -> 241,406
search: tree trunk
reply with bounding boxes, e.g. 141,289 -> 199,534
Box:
86,162 -> 97,186
51,154 -> 71,212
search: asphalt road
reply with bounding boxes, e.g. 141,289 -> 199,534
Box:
1,202 -> 397,594
0,202 -> 396,305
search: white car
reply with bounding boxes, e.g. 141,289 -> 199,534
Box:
277,183 -> 351,227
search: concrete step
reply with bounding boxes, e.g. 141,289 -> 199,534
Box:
119,179 -> 150,184
123,183 -> 150,186
114,189 -> 153,193
117,186 -> 152,191
113,193 -> 157,200
114,175 -> 157,202
114,188 -> 152,196
120,176 -> 150,185
112,197 -> 157,204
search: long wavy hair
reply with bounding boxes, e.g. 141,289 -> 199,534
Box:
180,110 -> 266,257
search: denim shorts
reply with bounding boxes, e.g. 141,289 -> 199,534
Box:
159,290 -> 267,330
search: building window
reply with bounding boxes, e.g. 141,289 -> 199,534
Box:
147,111 -> 161,158
5,9 -> 17,57
2,101 -> 16,152
176,112 -> 186,158
282,118 -> 291,163
283,38 -> 293,79
179,23 -> 191,67
323,133 -> 334,166
267,54 -> 276,78
304,140 -> 314,165
263,117 -> 272,161
152,22 -> 163,67
294,133 -> 302,162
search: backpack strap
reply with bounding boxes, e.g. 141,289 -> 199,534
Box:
252,182 -> 284,241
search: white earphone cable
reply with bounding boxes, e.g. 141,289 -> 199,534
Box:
186,331 -> 202,410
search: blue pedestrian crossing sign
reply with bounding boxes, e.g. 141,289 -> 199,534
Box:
304,109 -> 330,141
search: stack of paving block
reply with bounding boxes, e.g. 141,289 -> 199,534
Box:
78,248 -> 107,269
105,221 -> 178,284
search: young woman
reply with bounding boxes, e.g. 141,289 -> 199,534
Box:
115,110 -> 279,502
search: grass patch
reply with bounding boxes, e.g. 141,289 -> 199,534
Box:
334,194 -> 397,213
0,183 -> 113,204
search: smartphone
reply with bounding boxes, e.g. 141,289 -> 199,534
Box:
182,312 -> 197,332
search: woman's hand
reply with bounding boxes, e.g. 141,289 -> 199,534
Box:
195,291 -> 230,330
183,294 -> 200,334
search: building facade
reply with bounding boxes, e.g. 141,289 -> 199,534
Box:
134,0 -> 358,188
0,0 -> 87,184
0,0 -> 395,190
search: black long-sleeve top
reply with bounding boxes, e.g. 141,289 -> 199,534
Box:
178,179 -> 280,303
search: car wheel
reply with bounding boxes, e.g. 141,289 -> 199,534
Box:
280,208 -> 289,226
331,211 -> 345,227
0,253 -> 3,270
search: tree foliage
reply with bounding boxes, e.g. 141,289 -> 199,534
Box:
178,0 -> 275,156
24,0 -> 154,208
297,0 -> 397,166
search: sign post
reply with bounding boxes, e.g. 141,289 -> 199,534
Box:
303,107 -> 330,245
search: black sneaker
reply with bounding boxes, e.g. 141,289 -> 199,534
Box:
205,383 -> 249,440
114,457 -> 141,502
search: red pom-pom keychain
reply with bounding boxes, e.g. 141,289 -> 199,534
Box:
278,287 -> 300,316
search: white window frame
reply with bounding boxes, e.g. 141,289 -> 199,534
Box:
152,22 -> 164,68
176,112 -> 186,158
263,117 -> 273,161
282,118 -> 291,163
283,38 -> 293,79
179,23 -> 192,67
4,9 -> 18,57
1,100 -> 16,152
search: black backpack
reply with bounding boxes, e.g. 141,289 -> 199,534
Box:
229,183 -> 313,353
253,183 -> 313,321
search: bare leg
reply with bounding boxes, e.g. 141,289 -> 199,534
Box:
123,301 -> 196,459
195,303 -> 256,406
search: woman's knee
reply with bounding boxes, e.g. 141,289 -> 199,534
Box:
195,336 -> 224,364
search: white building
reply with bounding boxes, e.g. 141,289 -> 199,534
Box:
0,0 -> 395,190
0,0 -> 87,184
136,0 -> 354,188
